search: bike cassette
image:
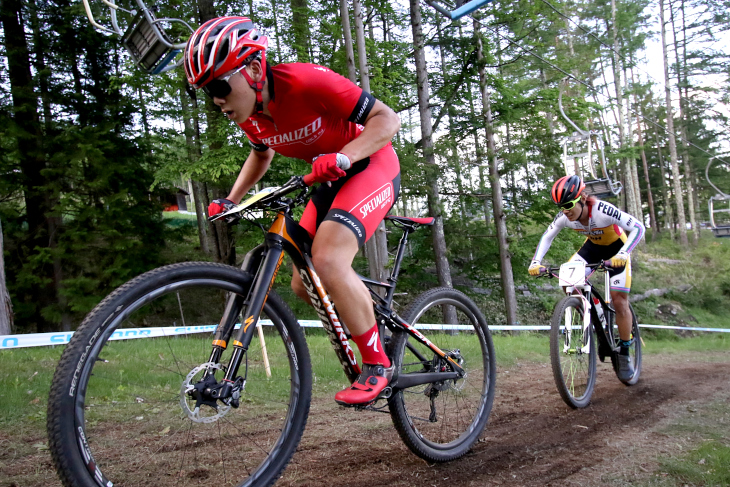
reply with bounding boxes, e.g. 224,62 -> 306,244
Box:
180,362 -> 231,423
430,350 -> 467,392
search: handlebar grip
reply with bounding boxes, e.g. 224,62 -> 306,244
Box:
302,173 -> 315,186
336,153 -> 352,170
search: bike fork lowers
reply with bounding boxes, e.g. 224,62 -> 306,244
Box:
203,230 -> 288,402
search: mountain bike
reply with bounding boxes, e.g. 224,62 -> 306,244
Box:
539,261 -> 641,408
47,174 -> 496,487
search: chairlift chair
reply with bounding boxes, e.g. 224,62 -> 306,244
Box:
558,78 -> 622,199
82,0 -> 194,74
424,0 -> 495,20
705,157 -> 730,238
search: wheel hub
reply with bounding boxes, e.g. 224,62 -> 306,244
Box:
180,362 -> 231,423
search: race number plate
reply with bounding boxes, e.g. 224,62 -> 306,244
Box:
559,262 -> 586,288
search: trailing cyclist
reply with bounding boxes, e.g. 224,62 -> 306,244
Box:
528,175 -> 645,381
184,16 -> 401,405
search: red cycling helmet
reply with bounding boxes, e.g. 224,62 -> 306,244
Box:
551,175 -> 585,207
184,16 -> 268,90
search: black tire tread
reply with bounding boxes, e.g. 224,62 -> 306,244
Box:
387,287 -> 495,463
47,261 -> 311,487
549,295 -> 597,409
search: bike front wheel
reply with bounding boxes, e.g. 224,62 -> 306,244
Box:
47,262 -> 312,487
550,296 -> 597,409
387,287 -> 496,462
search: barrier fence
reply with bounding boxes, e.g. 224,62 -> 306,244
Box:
1,321 -> 728,350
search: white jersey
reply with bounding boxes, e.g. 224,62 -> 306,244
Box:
532,200 -> 645,263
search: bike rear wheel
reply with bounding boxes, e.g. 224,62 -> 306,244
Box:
608,303 -> 642,385
387,287 -> 496,462
550,296 -> 596,409
47,262 -> 312,487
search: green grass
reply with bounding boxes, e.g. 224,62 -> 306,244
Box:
0,346 -> 63,425
649,394 -> 730,487
162,212 -> 198,221
659,440 -> 730,486
492,332 -> 551,368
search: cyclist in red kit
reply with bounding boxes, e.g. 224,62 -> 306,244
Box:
184,16 -> 401,405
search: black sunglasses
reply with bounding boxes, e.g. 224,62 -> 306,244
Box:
201,68 -> 242,99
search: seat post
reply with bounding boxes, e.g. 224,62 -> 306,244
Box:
384,226 -> 412,303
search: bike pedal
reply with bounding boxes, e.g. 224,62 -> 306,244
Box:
378,386 -> 392,400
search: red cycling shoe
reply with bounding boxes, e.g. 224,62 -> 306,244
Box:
334,363 -> 393,406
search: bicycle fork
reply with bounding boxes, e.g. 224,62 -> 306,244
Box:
191,214 -> 294,407
563,294 -> 591,355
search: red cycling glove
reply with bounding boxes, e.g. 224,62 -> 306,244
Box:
309,153 -> 351,184
208,198 -> 236,217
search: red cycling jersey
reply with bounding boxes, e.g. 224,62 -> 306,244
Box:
237,62 -> 400,245
239,63 -> 373,160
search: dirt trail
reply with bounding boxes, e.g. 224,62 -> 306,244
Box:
277,354 -> 729,487
3,353 -> 728,487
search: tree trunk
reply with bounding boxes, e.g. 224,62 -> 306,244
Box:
1,0 -> 58,332
180,79 -> 211,254
0,220 -> 13,335
353,0 -> 368,85
654,128 -> 675,237
197,0 -> 236,265
339,0 -> 357,82
669,0 -> 698,244
290,0 -> 310,63
624,72 -> 644,227
475,17 -> 518,328
437,21 -> 468,223
636,108 -> 658,240
352,0 -> 389,285
659,0 -> 688,245
409,0 -> 454,305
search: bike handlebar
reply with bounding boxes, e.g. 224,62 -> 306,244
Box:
536,260 -> 615,278
208,176 -> 310,223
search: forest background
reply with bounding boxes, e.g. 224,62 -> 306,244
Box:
1,0 -> 730,335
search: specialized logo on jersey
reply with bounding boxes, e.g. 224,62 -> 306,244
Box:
354,183 -> 393,219
260,117 -> 324,147
597,201 -> 622,219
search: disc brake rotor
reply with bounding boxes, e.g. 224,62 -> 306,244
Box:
180,362 -> 231,423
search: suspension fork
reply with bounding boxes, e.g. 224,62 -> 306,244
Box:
220,237 -> 286,384
203,243 -> 268,376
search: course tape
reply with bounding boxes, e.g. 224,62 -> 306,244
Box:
0,322 -> 727,350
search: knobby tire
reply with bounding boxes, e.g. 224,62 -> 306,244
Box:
47,262 -> 312,487
387,287 -> 496,462
550,296 -> 597,409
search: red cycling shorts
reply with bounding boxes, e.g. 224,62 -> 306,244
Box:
299,142 -> 400,246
